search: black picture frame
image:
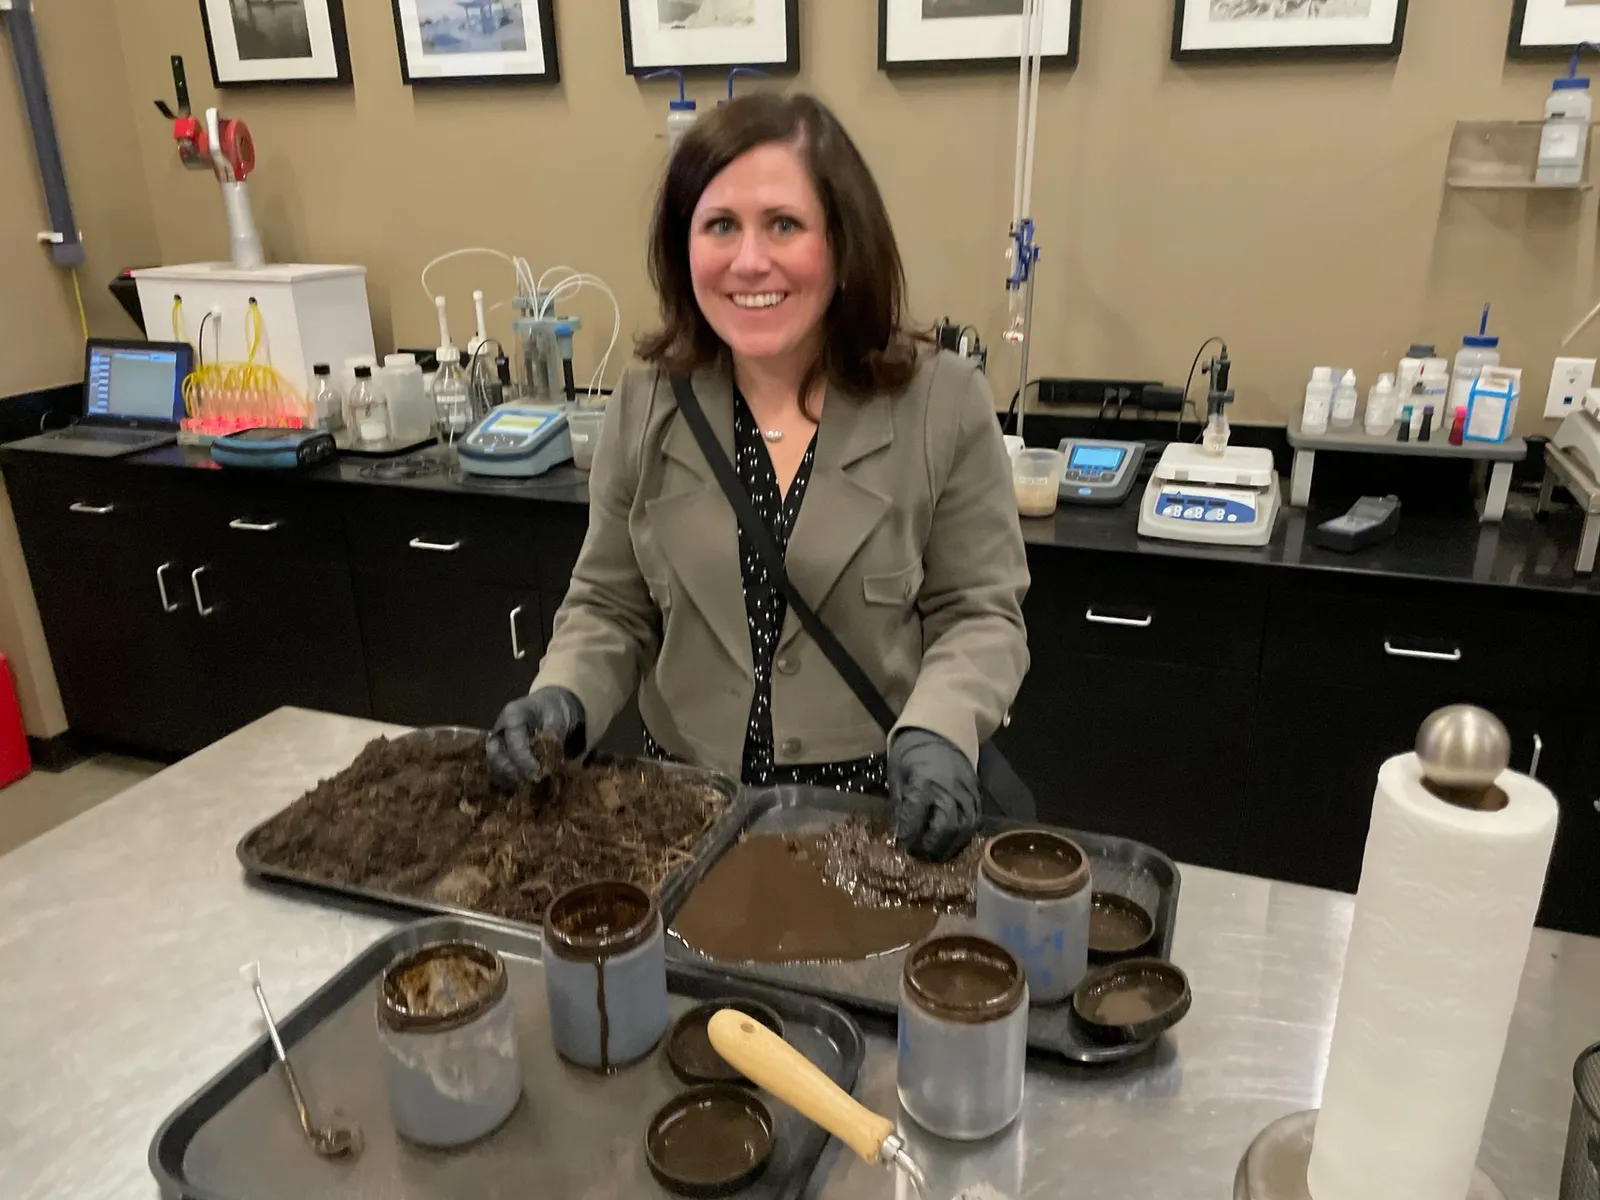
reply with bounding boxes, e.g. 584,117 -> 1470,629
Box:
391,0 -> 560,84
1507,0 -> 1600,61
197,0 -> 354,87
877,0 -> 1082,72
620,0 -> 800,75
1171,0 -> 1409,64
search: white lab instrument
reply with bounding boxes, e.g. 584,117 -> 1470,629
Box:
1538,53 -> 1592,185
1539,388 -> 1600,571
1139,443 -> 1281,547
457,404 -> 572,478
1055,438 -> 1146,506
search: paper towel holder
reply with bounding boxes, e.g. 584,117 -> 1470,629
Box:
1234,1109 -> 1506,1200
1416,704 -> 1511,813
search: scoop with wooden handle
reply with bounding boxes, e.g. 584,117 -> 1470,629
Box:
708,1008 -> 928,1197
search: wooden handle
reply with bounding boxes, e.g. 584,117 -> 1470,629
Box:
707,1008 -> 894,1165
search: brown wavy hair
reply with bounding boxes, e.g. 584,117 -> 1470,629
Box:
636,91 -> 923,403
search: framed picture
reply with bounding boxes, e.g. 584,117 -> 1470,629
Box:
1172,0 -> 1409,63
391,0 -> 559,83
1509,0 -> 1600,60
620,0 -> 799,74
879,0 -> 1081,71
197,0 -> 352,85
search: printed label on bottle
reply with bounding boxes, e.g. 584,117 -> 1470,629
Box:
1541,121 -> 1583,162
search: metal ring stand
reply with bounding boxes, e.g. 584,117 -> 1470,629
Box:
1233,1110 -> 1506,1200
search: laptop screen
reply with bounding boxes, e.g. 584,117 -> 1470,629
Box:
85,343 -> 186,423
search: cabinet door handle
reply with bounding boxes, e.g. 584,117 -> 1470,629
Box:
1382,640 -> 1462,663
509,605 -> 527,661
69,502 -> 114,515
229,518 -> 282,533
1529,733 -> 1543,779
155,562 -> 181,614
408,537 -> 462,553
1085,608 -> 1154,629
190,566 -> 215,617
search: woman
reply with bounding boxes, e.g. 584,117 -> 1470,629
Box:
487,92 -> 1029,861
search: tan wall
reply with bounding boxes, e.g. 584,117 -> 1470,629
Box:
104,0 -> 1600,428
1,0 -> 161,737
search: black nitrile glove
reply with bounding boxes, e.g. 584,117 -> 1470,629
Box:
486,686 -> 586,786
890,727 -> 981,863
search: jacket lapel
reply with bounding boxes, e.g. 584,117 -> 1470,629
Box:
780,382 -> 894,651
648,364 -> 753,675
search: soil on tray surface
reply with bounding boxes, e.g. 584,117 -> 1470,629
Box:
242,729 -> 730,926
817,815 -> 983,912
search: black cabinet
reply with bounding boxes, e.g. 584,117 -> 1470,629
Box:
356,568 -> 541,730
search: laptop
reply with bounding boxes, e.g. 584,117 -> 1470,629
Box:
10,338 -> 193,458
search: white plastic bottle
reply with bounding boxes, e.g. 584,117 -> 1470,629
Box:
1396,343 -> 1436,401
381,353 -> 429,441
1448,305 -> 1500,431
1364,372 -> 1398,435
1538,72 -> 1592,186
668,98 -> 698,151
1301,366 -> 1334,435
1331,368 -> 1359,429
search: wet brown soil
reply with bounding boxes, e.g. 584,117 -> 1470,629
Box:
817,816 -> 983,912
242,729 -> 729,926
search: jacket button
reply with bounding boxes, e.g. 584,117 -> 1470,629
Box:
776,654 -> 799,675
780,737 -> 803,757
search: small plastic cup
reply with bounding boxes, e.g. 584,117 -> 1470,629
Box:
568,409 -> 606,471
1013,448 -> 1066,518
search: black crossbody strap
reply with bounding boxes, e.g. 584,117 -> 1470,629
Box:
668,373 -> 898,735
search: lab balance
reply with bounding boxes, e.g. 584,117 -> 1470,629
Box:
1138,444 -> 1281,547
457,405 -> 572,478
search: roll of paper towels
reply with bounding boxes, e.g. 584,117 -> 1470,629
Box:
1307,752 -> 1558,1200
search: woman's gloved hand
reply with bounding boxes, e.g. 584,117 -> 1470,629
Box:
486,686 -> 587,786
889,728 -> 981,863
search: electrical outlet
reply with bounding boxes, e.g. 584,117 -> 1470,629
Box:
1546,356 -> 1596,419
1036,378 -> 1156,409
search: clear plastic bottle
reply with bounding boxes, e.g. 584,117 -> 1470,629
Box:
381,353 -> 429,441
1364,372 -> 1399,435
1331,368 -> 1359,429
431,350 -> 472,449
1301,366 -> 1334,435
1538,72 -> 1592,185
348,366 -> 391,446
311,363 -> 345,436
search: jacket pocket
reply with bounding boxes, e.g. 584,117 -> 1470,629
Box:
862,561 -> 924,606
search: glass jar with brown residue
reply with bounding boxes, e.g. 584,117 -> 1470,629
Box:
897,934 -> 1028,1140
542,879 -> 668,1071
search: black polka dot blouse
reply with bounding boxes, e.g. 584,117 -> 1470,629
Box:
645,391 -> 888,795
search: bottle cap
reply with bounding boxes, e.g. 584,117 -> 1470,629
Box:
1311,366 -> 1333,381
1554,77 -> 1591,90
354,365 -> 372,379
1340,369 -> 1357,385
669,99 -> 697,111
1463,334 -> 1500,348
1378,372 -> 1396,387
1405,343 -> 1436,358
384,353 -> 416,367
313,363 -> 330,376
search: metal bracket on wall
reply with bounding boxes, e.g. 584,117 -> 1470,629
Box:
1,0 -> 86,267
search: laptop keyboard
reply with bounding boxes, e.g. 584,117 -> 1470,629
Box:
53,428 -> 157,444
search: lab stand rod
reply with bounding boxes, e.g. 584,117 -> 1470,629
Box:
1,0 -> 84,267
1015,259 -> 1038,442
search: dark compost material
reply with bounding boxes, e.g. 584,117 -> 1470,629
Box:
241,730 -> 731,926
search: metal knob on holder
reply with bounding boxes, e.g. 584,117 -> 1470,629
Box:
1416,705 -> 1512,811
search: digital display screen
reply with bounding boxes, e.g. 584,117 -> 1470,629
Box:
1069,445 -> 1127,471
490,412 -> 554,435
86,346 -> 185,422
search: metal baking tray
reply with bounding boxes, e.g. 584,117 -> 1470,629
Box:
236,728 -> 747,934
665,787 -> 1182,1066
150,916 -> 864,1200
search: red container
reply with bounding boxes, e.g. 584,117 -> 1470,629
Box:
0,654 -> 33,787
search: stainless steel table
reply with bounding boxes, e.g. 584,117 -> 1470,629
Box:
0,708 -> 1593,1200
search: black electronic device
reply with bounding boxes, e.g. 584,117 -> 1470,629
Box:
1056,438 -> 1146,506
1311,495 -> 1402,553
7,338 -> 192,458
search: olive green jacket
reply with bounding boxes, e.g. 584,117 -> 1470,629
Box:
532,350 -> 1030,778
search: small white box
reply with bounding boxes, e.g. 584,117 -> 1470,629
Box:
1546,356 -> 1597,419
132,263 -> 375,400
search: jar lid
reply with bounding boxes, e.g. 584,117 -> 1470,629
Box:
378,940 -> 508,1034
902,934 -> 1025,1024
980,829 -> 1090,899
1554,77 -> 1591,90
670,99 -> 697,111
544,880 -> 658,961
1463,335 -> 1499,348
